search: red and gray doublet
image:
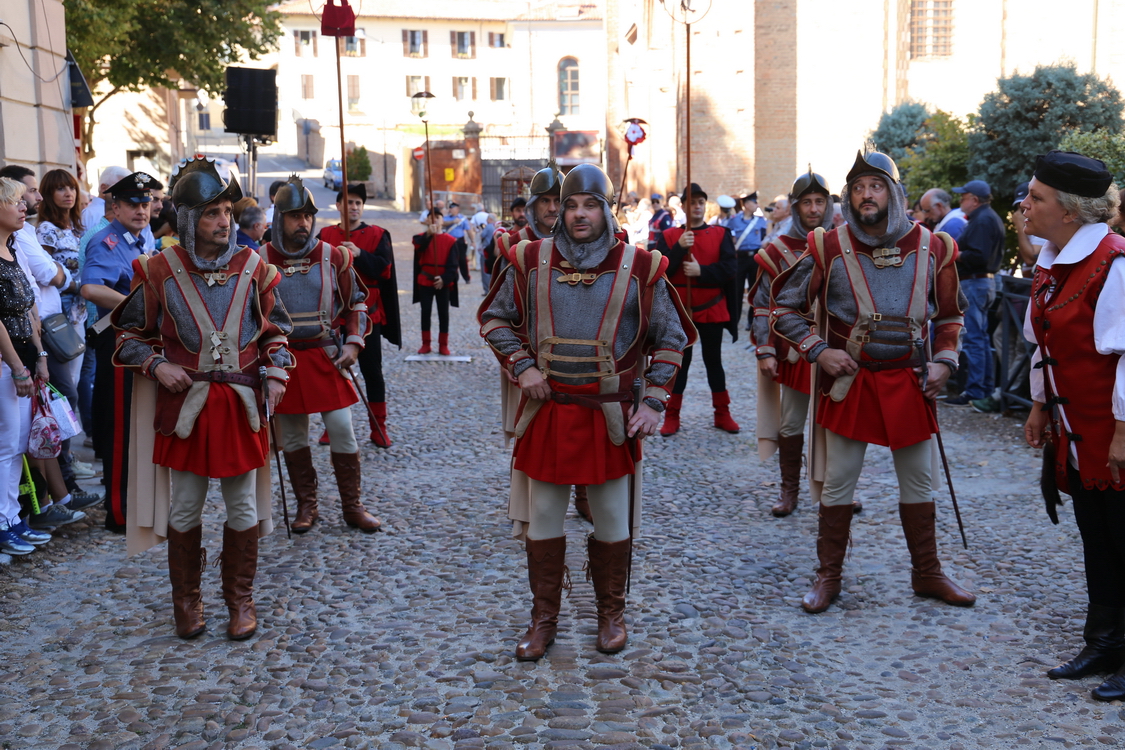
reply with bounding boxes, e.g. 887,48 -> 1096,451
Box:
660,225 -> 736,327
751,235 -> 812,394
480,237 -> 693,485
112,245 -> 293,476
1029,230 -> 1125,492
260,240 -> 370,414
772,223 -> 962,450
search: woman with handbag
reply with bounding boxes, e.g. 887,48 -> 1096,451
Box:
0,177 -> 53,556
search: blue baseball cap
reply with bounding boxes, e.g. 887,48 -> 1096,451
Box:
650,193 -> 663,201
1012,181 -> 1030,207
952,180 -> 991,199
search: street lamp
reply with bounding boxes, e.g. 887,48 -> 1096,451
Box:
411,91 -> 437,218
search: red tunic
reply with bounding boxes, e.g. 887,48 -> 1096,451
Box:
154,384 -> 269,477
319,223 -> 389,325
417,233 -> 457,287
1030,233 -> 1125,491
663,225 -> 730,324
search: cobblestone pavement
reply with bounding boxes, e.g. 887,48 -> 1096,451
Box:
1,209 -> 1120,750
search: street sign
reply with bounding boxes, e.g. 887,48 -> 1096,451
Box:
412,147 -> 425,161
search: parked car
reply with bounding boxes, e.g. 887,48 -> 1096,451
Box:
323,160 -> 343,190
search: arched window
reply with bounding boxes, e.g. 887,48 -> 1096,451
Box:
558,57 -> 579,116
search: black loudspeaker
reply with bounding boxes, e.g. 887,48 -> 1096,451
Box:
223,67 -> 277,137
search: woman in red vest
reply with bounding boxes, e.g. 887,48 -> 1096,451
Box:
1023,150 -> 1125,702
655,183 -> 738,435
412,211 -> 468,356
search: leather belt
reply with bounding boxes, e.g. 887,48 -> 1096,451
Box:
549,391 -> 634,410
856,351 -> 926,373
188,371 -> 260,388
963,272 -> 994,280
289,338 -> 335,351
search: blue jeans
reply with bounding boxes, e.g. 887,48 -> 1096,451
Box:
960,277 -> 995,399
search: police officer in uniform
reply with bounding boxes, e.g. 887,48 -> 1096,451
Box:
81,171 -> 163,533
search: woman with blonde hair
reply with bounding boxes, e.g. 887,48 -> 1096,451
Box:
0,177 -> 53,555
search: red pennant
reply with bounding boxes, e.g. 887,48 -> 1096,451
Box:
321,0 -> 356,37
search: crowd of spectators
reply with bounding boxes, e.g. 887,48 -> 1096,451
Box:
0,163 -> 187,562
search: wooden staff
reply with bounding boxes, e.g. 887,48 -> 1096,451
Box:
334,35 -> 351,241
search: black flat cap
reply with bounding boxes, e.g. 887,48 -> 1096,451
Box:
336,183 -> 367,203
680,183 -> 707,203
1034,150 -> 1113,198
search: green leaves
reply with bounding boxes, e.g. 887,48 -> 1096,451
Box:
871,102 -> 931,164
346,147 -> 372,182
899,111 -> 972,204
1057,129 -> 1125,190
65,0 -> 283,95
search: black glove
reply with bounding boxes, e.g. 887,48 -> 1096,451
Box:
1041,438 -> 1064,525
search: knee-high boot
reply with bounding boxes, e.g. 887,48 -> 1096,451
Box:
331,451 -> 381,532
899,502 -> 976,606
515,536 -> 568,661
659,394 -> 682,437
1049,604 -> 1125,680
587,536 -> 630,653
167,525 -> 206,638
712,391 -> 740,433
802,503 -> 854,613
283,446 -> 319,533
220,523 -> 259,640
772,434 -> 803,517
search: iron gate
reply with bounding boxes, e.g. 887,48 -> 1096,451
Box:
480,134 -> 549,216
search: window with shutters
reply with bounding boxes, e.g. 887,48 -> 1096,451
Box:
558,58 -> 579,115
453,76 -> 471,101
909,0 -> 954,58
490,77 -> 508,101
198,112 -> 211,131
301,75 -> 315,100
403,29 -> 427,57
295,30 -> 318,57
344,29 -> 366,57
452,31 -> 475,58
347,75 -> 361,111
407,76 -> 424,96
489,32 -> 506,48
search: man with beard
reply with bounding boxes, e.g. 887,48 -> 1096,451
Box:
495,166 -> 564,271
772,150 -> 975,614
111,158 -> 293,640
479,164 -> 693,660
82,171 -> 164,533
317,184 -> 401,447
484,198 -> 528,280
260,176 -> 382,534
655,184 -> 739,436
750,169 -> 834,517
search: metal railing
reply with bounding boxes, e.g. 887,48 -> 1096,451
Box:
997,275 -> 1033,411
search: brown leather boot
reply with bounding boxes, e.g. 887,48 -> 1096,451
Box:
802,503 -> 854,613
659,394 -> 682,436
167,525 -> 206,638
900,502 -> 976,606
283,446 -> 319,533
331,451 -> 381,532
220,524 -> 258,640
573,485 -> 593,523
772,434 -> 803,517
515,536 -> 568,661
587,536 -> 631,653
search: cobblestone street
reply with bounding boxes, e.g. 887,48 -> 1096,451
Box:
1,209 -> 1120,750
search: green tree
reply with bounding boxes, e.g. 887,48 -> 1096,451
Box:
968,63 -> 1124,203
898,111 -> 972,203
870,102 -> 931,163
1057,129 -> 1125,188
347,147 -> 372,182
65,0 -> 283,162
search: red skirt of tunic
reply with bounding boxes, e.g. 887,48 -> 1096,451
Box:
513,381 -> 640,485
817,366 -> 936,450
276,346 -> 358,415
154,383 -> 268,478
777,356 -> 811,395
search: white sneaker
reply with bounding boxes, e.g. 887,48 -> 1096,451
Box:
71,460 -> 100,479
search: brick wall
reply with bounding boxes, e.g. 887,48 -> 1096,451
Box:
754,0 -> 797,203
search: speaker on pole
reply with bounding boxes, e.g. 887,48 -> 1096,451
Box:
223,67 -> 277,137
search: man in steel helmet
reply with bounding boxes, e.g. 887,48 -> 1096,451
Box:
261,175 -> 383,535
772,149 -> 975,614
493,165 -> 564,276
111,158 -> 294,640
479,163 -> 694,661
750,168 -> 835,518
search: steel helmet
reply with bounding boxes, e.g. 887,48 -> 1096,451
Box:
272,175 -> 318,215
845,149 -> 900,185
559,164 -> 615,204
169,158 -> 243,210
790,167 -> 830,201
529,165 -> 563,196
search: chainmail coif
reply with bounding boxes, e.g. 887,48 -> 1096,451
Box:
176,204 -> 238,271
551,194 -> 617,271
839,173 -> 913,248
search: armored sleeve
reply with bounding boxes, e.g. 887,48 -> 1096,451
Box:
112,280 -> 168,378
335,249 -> 372,347
771,254 -> 827,363
481,267 -> 535,376
642,278 -> 689,410
256,265 -> 294,380
749,268 -> 774,357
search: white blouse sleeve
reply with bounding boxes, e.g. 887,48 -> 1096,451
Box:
1023,289 -> 1045,404
1093,255 -> 1125,421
